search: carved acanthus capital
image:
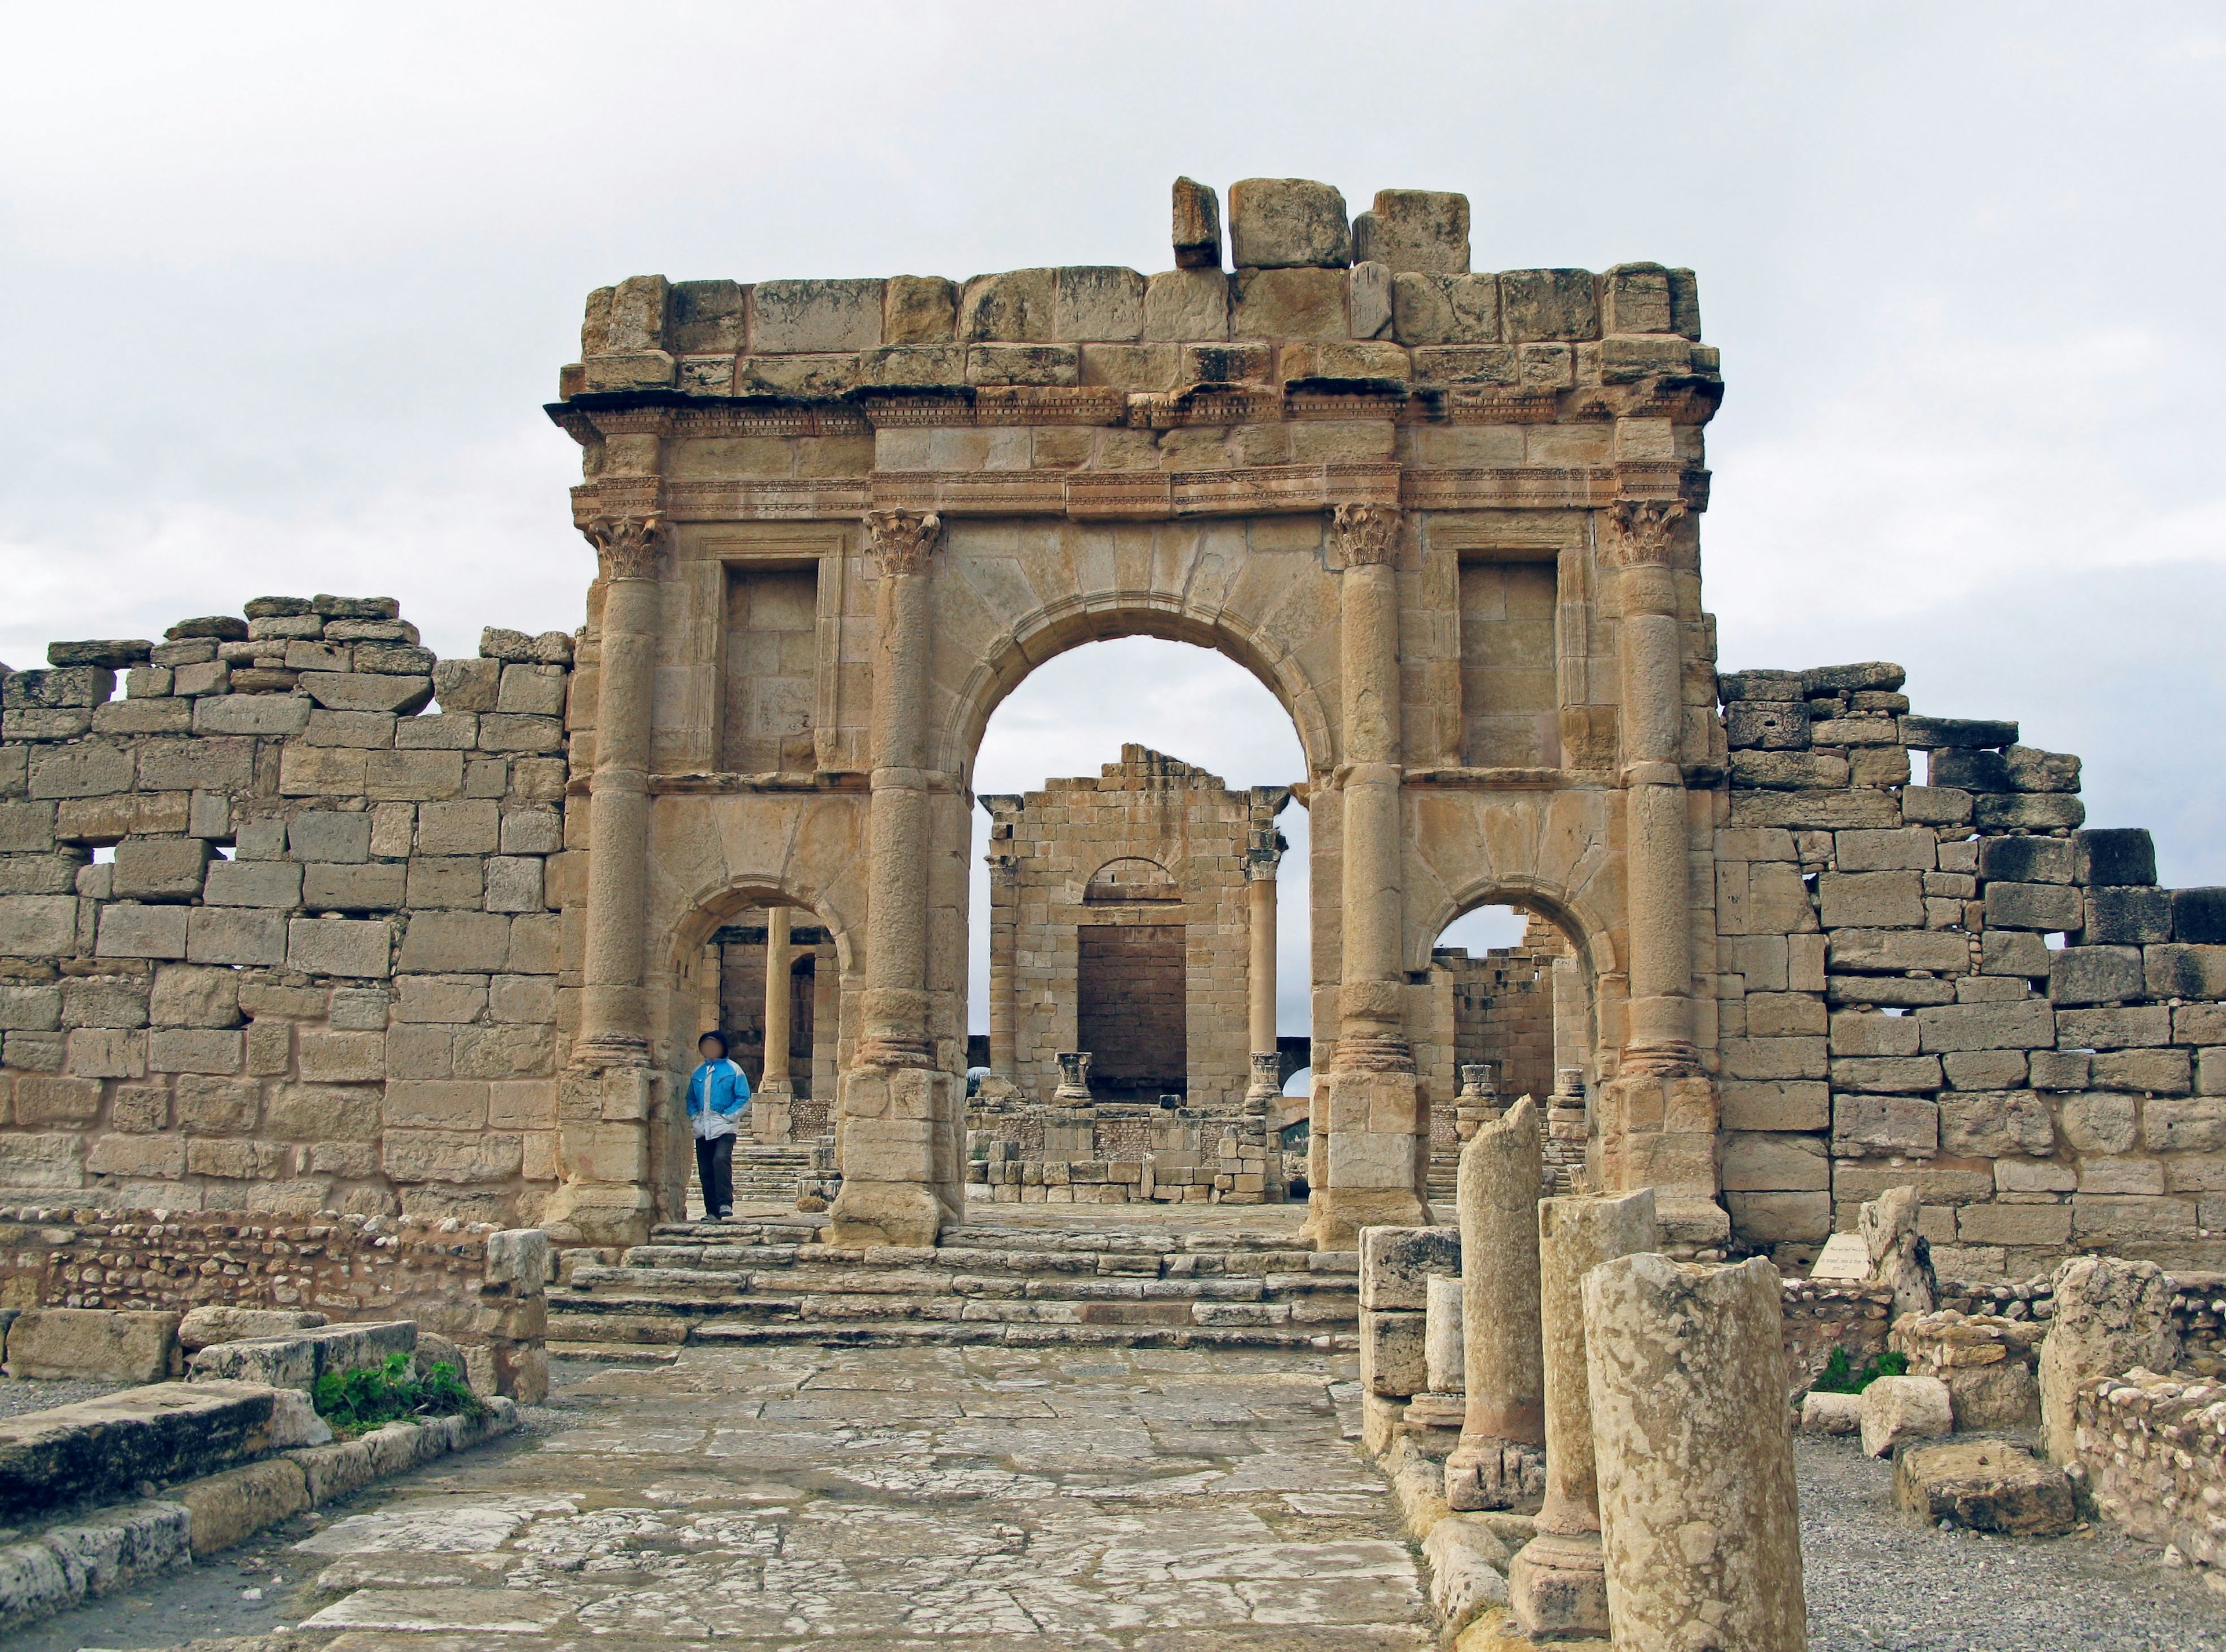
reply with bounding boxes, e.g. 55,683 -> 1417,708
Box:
1331,502 -> 1402,567
863,508 -> 943,577
583,512 -> 668,581
1604,498 -> 1689,569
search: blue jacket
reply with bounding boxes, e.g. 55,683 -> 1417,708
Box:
686,1059 -> 751,1138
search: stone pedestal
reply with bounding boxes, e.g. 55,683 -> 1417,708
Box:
1584,1253 -> 1806,1652
1446,1096 -> 1545,1511
1507,1188 -> 1658,1640
1053,1051 -> 1094,1102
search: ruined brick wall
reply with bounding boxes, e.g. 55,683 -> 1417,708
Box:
0,602 -> 577,1225
1714,662 -> 2226,1279
0,1204 -> 548,1395
983,745 -> 1286,1109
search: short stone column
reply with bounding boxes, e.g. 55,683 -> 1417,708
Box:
1507,1188 -> 1659,1640
755,906 -> 794,1144
1584,1253 -> 1806,1652
1446,1096 -> 1545,1510
1054,1051 -> 1094,1102
2039,1255 -> 2180,1464
830,508 -> 961,1246
1309,502 -> 1428,1245
545,507 -> 666,1246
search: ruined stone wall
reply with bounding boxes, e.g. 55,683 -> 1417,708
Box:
0,603 -> 577,1225
1715,663 -> 2226,1279
982,745 -> 1282,1108
2071,1367 -> 2226,1571
0,1205 -> 548,1396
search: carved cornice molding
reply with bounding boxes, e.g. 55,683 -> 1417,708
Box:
1604,497 -> 1689,569
862,508 -> 943,577
582,511 -> 668,581
1331,502 -> 1403,568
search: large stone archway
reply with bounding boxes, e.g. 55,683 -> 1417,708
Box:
544,183 -> 1726,1248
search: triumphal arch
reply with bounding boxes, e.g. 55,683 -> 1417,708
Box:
547,177 -> 1725,1249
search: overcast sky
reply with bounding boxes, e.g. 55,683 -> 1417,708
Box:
5,5 -> 2223,1049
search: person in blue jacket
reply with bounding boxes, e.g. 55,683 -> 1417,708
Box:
686,1030 -> 751,1220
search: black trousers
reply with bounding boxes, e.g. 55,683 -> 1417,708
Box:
695,1132 -> 735,1217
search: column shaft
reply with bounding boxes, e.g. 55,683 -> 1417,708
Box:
761,907 -> 792,1087
577,569 -> 660,1061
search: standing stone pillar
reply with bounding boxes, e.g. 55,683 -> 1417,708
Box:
1308,503 -> 1428,1245
1507,1189 -> 1659,1640
1446,1096 -> 1545,1511
828,509 -> 961,1246
1584,1253 -> 1806,1652
986,849 -> 1019,1083
545,507 -> 665,1246
2038,1256 -> 2179,1464
1594,497 -> 1723,1247
1244,830 -> 1282,1103
755,906 -> 794,1144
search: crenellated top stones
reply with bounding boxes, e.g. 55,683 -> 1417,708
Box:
562,176 -> 1709,403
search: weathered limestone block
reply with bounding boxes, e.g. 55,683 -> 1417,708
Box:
750,278 -> 883,354
177,1307 -> 328,1353
1228,177 -> 1351,268
2038,1255 -> 2178,1463
1425,1273 -> 1464,1394
1585,1254 -> 1805,1652
1860,1374 -> 1954,1457
3,1308 -> 180,1382
1446,1097 -> 1545,1512
1860,1184 -> 1936,1323
1801,1390 -> 1863,1435
1231,267 -> 1349,339
1894,1440 -> 2074,1535
1143,269 -> 1230,341
1352,188 -> 1469,274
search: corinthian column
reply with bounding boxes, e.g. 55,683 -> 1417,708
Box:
756,906 -> 794,1144
1243,824 -> 1282,1105
545,507 -> 666,1246
828,509 -> 961,1246
1305,503 -> 1429,1245
1596,497 -> 1722,1242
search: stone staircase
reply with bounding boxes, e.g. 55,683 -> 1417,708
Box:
547,1216 -> 1359,1354
729,1142 -> 823,1203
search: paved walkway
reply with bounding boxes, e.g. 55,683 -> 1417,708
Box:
286,1345 -> 1431,1650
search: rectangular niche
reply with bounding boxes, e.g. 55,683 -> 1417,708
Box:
1076,922 -> 1187,1100
722,563 -> 820,773
1458,558 -> 1561,767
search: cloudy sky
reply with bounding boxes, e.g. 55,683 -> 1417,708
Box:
5,5 -> 2223,1049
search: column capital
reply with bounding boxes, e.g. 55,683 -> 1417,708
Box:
1243,826 -> 1285,880
863,507 -> 943,576
1331,501 -> 1403,567
582,511 -> 668,581
1603,498 -> 1687,569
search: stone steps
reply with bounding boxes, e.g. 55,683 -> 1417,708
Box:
550,1213 -> 1358,1349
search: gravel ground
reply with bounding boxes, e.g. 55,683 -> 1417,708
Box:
1799,1432 -> 2226,1651
0,1373 -> 130,1418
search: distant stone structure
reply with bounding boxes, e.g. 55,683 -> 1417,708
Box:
0,174 -> 2219,1272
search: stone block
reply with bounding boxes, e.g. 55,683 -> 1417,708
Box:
1893,1441 -> 2072,1535
110,837 -> 209,901
1830,1054 -> 1942,1094
180,1458 -> 308,1556
1831,1010 -> 1921,1057
1912,999 -> 2054,1053
2028,1050 -> 2090,1090
883,274 -> 956,344
264,1082 -> 380,1140
2057,1090 -> 2139,1155
4,1309 -> 179,1382
1719,1080 -> 1829,1132
474,714 -> 562,754
301,862 -> 408,911
1976,793 -> 2084,831
202,859 -> 303,908
1956,1201 -> 2071,1246
1228,178 -> 1351,269
2145,941 -> 2226,999
1720,1036 -> 1828,1080
496,663 -> 566,716
1858,1374 -> 1952,1458
1352,189 -> 1469,274
1388,270 -> 1500,344
0,801 -> 57,853
1357,1224 -> 1460,1309
2048,945 -> 2144,1006
148,1027 -> 242,1074
0,894 -> 77,956
485,857 -> 544,913
14,1074 -> 101,1124
1747,992 -> 1826,1037
1802,1391 -> 1864,1434
2086,886 -> 2172,945
285,917 -> 392,978
1359,1308 -> 1426,1397
1141,269 -> 1231,342
2090,1046 -> 2189,1096
1231,267 -> 1349,339
2055,1005 -> 2170,1049
381,1129 -> 522,1184
1726,1191 -> 1832,1243
1831,1096 -> 1939,1155
86,903 -> 181,965
1977,836 -> 2073,884
1984,881 -> 2082,932
1499,270 -> 1599,341
1836,827 -> 1936,872
407,857 -> 483,907
2143,1096 -> 2226,1153
186,907 -> 288,966
190,695 -> 311,738
1939,1090 -> 2054,1158
1978,930 -> 2053,977
1901,787 -> 1973,826
1601,262 -> 1674,333
1050,266 -> 1145,341
1409,344 -> 1516,384
1721,1132 -> 1828,1191
1828,929 -> 1970,974
173,1075 -> 260,1131
0,983 -> 61,1031
67,1027 -> 146,1078
751,278 -> 882,353
288,811 -> 372,863
61,976 -> 149,1029
432,657 -> 500,713
956,268 -> 1054,342
2072,827 -> 2156,887
667,278 -> 744,352
365,749 -> 465,800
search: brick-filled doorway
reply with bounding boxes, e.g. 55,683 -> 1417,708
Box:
1076,922 -> 1186,1098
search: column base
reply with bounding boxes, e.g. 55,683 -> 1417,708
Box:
753,1081 -> 794,1144
539,1178 -> 655,1247
827,1178 -> 948,1247
1445,1435 -> 1546,1512
1508,1531 -> 1610,1640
